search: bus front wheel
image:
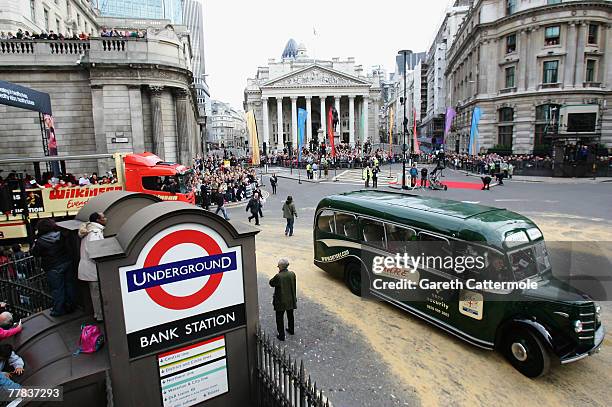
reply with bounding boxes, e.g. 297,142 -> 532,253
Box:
503,328 -> 550,378
344,263 -> 362,297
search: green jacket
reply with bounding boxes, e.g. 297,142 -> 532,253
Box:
282,201 -> 297,219
269,269 -> 297,311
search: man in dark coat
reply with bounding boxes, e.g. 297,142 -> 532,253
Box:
269,258 -> 297,341
246,192 -> 262,225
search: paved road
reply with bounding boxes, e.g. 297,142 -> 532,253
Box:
222,168 -> 612,407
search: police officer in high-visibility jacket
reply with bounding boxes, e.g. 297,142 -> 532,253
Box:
362,164 -> 373,188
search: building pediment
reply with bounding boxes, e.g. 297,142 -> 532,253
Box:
261,65 -> 371,89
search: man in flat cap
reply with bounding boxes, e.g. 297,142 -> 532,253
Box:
269,258 -> 297,341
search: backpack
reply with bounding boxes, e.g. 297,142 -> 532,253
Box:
75,324 -> 104,355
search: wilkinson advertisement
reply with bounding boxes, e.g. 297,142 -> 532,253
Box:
14,185 -> 123,215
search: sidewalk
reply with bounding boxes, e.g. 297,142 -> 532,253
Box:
455,169 -> 612,184
259,167 -> 328,183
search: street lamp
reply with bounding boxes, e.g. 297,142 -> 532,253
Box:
398,49 -> 412,189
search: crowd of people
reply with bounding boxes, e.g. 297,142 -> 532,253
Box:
99,28 -> 146,39
192,155 -> 262,221
1,28 -> 91,41
0,27 -> 146,42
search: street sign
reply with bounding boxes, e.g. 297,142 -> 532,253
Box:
158,336 -> 229,406
119,222 -> 245,358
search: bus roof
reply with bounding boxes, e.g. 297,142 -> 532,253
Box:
317,190 -> 540,249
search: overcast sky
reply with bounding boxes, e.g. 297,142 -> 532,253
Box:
203,0 -> 454,110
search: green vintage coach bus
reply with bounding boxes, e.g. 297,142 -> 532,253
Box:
313,190 -> 604,377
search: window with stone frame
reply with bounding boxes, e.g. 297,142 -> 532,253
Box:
506,33 -> 516,54
543,60 -> 559,84
498,107 -> 514,148
588,24 -> 599,45
30,0 -> 36,21
505,66 -> 516,88
586,59 -> 597,83
544,26 -> 560,46
498,126 -> 513,148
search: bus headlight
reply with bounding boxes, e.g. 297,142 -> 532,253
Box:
595,304 -> 601,324
573,320 -> 583,333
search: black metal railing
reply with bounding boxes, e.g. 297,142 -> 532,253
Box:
0,254 -> 52,320
256,328 -> 330,407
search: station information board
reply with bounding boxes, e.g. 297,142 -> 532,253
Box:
158,336 -> 229,407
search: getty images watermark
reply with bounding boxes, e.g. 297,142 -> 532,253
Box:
370,253 -> 539,291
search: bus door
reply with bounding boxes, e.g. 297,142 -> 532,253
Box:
416,232 -> 456,324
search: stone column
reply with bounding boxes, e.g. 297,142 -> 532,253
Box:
276,97 -> 283,151
564,23 -> 578,88
91,85 -> 109,175
575,22 -> 587,86
527,28 -> 539,91
334,95 -> 341,143
320,96 -> 327,143
363,95 -> 369,143
291,96 -> 298,147
349,96 -> 355,147
517,29 -> 528,91
602,24 -> 611,85
149,85 -> 165,160
128,86 -> 145,153
306,96 -> 312,143
174,88 -> 191,166
262,97 -> 269,154
372,97 -> 379,144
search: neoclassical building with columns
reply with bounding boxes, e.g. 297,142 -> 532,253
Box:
244,40 -> 381,154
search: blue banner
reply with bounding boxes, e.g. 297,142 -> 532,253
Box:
468,107 -> 482,156
126,252 -> 238,292
297,108 -> 307,161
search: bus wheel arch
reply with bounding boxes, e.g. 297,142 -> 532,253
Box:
496,319 -> 553,378
343,258 -> 367,297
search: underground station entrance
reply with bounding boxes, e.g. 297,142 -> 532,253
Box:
4,191 -> 330,407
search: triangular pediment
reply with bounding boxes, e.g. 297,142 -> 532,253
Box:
261,64 -> 371,88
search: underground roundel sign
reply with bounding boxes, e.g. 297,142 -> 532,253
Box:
119,223 -> 246,358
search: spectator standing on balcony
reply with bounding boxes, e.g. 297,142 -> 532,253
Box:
15,29 -> 23,39
30,219 -> 76,317
0,32 -> 7,40
78,212 -> 106,322
48,30 -> 58,40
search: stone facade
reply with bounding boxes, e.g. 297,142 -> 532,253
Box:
445,0 -> 612,154
244,42 -> 382,153
0,27 -> 200,175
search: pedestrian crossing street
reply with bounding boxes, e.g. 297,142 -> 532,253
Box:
328,168 -> 397,185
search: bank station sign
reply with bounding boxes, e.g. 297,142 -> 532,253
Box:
119,223 -> 246,359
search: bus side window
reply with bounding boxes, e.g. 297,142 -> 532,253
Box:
360,218 -> 386,250
385,224 -> 417,254
335,213 -> 359,240
418,232 -> 453,272
317,210 -> 335,234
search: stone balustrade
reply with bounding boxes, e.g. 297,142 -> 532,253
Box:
0,37 -> 191,72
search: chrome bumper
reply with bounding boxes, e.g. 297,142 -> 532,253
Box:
561,324 -> 605,364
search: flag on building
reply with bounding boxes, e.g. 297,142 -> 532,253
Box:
297,108 -> 307,161
413,108 -> 421,155
444,107 -> 456,136
327,106 -> 336,157
468,107 -> 482,156
389,106 -> 394,155
246,110 -> 260,165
